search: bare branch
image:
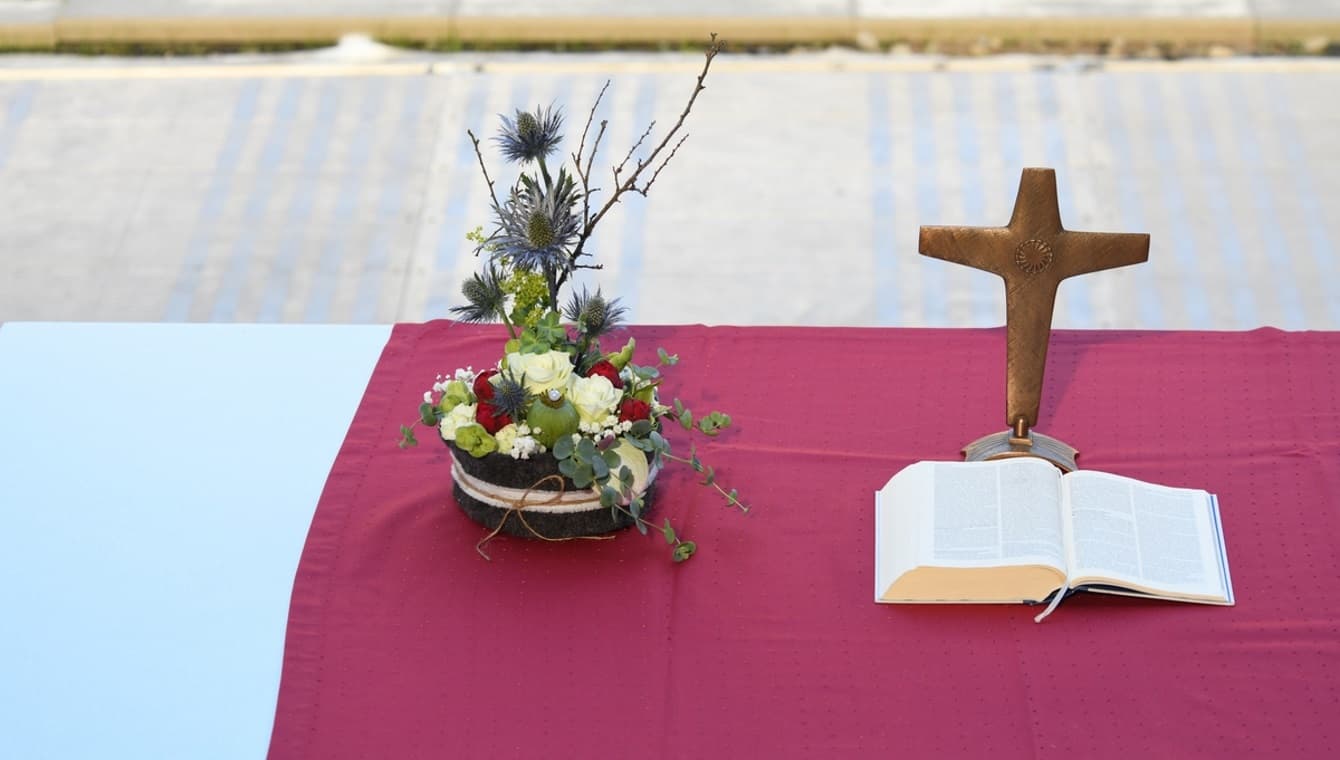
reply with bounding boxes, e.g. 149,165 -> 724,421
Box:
636,133 -> 689,196
577,120 -> 608,231
616,120 -> 656,177
584,121 -> 608,184
468,129 -> 499,209
555,33 -> 723,297
572,80 -> 610,175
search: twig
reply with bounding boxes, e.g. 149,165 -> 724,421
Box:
571,81 -> 612,234
555,33 -> 722,297
468,129 -> 499,209
635,133 -> 689,196
659,451 -> 750,514
616,120 -> 656,178
579,121 -> 608,228
572,80 -> 609,178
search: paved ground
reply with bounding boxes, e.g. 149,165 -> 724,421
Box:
1,44 -> 1339,329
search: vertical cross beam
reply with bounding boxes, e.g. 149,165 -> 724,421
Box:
918,168 -> 1149,434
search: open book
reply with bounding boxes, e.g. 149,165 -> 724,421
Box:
875,459 -> 1233,610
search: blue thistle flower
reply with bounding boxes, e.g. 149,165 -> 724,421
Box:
495,105 -> 563,164
563,286 -> 627,338
449,265 -> 508,324
490,368 -> 533,423
485,169 -> 582,272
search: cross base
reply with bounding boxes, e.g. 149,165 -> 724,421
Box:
962,428 -> 1079,473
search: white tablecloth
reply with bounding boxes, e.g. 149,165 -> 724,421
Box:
0,323 -> 391,759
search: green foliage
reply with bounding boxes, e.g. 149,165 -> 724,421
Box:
552,434 -> 574,460
419,402 -> 442,427
673,542 -> 697,563
517,311 -> 568,354
399,425 -> 419,448
697,411 -> 732,436
502,267 -> 549,328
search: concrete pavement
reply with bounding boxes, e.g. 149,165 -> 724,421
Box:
1,43 -> 1338,330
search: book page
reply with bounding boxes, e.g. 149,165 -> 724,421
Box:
1063,470 -> 1231,602
875,459 -> 1066,603
926,459 -> 1066,570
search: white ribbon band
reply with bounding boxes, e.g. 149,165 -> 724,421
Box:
451,454 -> 658,515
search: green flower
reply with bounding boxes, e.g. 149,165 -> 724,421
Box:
438,380 -> 473,412
454,424 -> 498,458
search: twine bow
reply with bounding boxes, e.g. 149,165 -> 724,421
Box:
475,474 -> 613,559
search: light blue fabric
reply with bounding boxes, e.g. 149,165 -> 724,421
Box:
0,323 -> 391,760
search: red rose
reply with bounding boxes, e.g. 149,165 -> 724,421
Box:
472,369 -> 498,402
618,397 -> 651,422
475,402 -> 511,434
585,360 -> 623,389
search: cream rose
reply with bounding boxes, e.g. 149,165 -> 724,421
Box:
569,374 -> 622,426
610,439 -> 653,504
438,402 -> 477,441
506,350 -> 574,396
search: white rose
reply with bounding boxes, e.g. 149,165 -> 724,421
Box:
493,423 -> 519,455
506,350 -> 574,396
569,374 -> 622,426
610,439 -> 652,503
438,403 -> 477,441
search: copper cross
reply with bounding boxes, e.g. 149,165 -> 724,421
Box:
918,168 -> 1149,434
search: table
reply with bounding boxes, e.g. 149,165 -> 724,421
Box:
4,321 -> 1339,758
0,323 -> 390,759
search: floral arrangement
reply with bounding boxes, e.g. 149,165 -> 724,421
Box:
400,37 -> 748,562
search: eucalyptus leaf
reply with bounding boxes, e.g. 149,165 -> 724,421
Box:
673,541 -> 697,562
678,409 -> 693,431
698,411 -> 732,436
558,458 -> 578,478
648,431 -> 669,454
419,402 -> 439,427
601,450 -> 621,469
600,486 -> 619,508
572,467 -> 593,489
591,454 -> 609,480
662,519 -> 677,545
398,425 -> 418,448
576,438 -> 597,460
628,420 -> 652,437
726,488 -> 739,507
553,435 -> 574,460
630,495 -> 643,519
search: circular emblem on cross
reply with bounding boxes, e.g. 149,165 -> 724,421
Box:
1013,239 -> 1054,274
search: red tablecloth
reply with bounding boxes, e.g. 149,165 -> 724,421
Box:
270,323 -> 1340,758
